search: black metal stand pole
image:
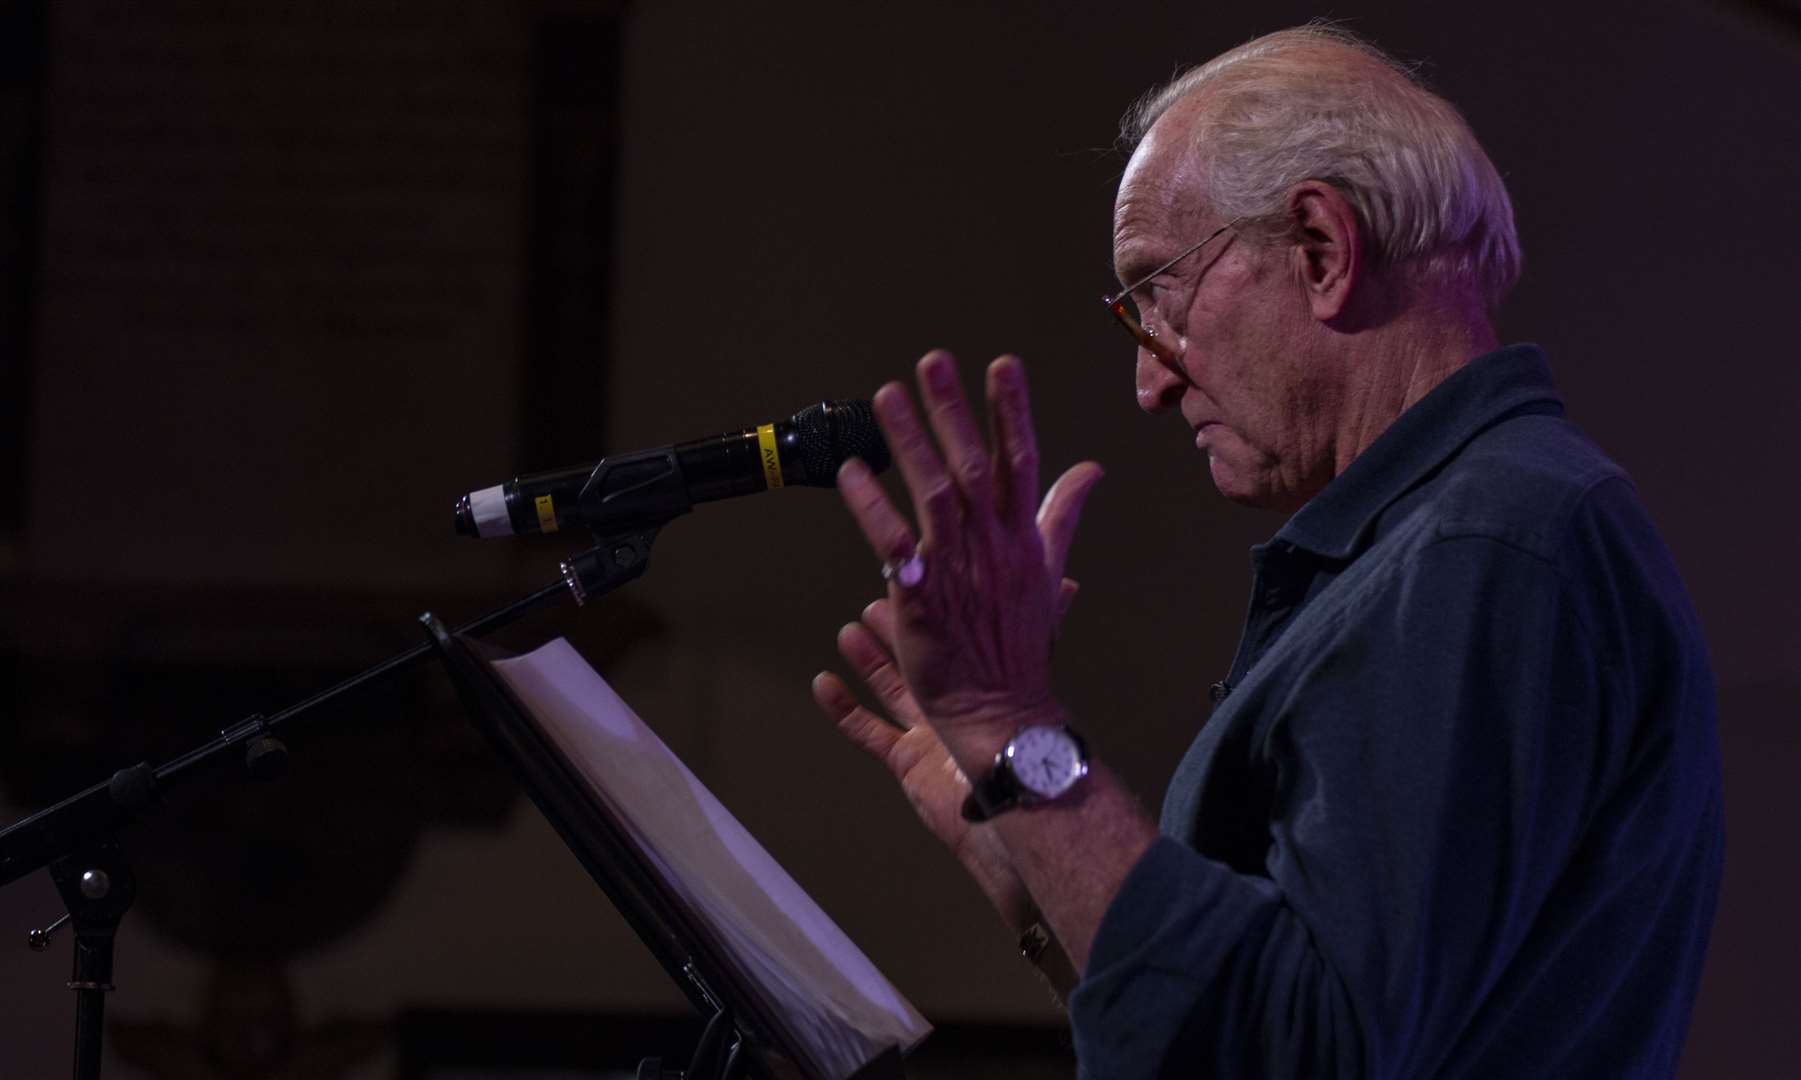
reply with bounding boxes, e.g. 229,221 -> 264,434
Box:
3,529 -> 663,1080
46,841 -> 135,1080
0,549 -> 621,894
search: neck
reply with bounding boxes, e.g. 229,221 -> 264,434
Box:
1331,293 -> 1497,478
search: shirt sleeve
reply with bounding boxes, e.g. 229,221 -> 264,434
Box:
1068,530 -> 1618,1078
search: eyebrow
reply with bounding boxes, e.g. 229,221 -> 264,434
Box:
1112,220 -> 1238,296
1112,246 -> 1164,291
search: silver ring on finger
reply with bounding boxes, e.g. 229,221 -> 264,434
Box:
880,551 -> 926,589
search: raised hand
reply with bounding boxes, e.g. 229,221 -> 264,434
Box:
812,581 -> 1083,932
815,350 -> 1102,928
832,351 -> 1103,766
811,597 -> 1031,928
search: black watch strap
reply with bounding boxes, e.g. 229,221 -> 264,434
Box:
961,761 -> 1016,823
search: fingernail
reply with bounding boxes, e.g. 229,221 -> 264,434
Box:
873,384 -> 908,417
925,358 -> 955,392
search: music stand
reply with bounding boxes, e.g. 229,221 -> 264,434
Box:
421,614 -> 906,1080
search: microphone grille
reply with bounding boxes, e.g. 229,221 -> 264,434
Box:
792,400 -> 891,485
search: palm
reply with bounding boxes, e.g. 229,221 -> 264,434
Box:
885,715 -> 1025,918
813,625 -> 1029,927
817,354 -> 1101,930
810,581 -> 1079,931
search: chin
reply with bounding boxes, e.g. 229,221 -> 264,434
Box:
1208,456 -> 1305,512
1208,457 -> 1266,507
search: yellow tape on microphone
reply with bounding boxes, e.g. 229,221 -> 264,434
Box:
757,423 -> 784,489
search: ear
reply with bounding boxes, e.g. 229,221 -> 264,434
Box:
1284,180 -> 1363,322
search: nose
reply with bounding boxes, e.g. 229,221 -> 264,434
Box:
1134,342 -> 1185,414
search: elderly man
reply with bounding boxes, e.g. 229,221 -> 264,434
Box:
811,25 -> 1722,1078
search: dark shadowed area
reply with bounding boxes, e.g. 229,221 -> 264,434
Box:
1,0 -> 1795,1077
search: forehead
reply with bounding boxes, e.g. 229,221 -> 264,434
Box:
1112,102 -> 1209,269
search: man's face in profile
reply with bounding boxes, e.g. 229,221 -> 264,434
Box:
1115,105 -> 1340,513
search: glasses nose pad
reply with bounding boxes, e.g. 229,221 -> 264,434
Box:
1141,324 -> 1185,375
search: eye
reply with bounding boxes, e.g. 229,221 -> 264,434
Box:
1135,289 -> 1171,331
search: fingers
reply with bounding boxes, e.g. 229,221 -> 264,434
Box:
859,352 -> 1050,554
1057,577 -> 1080,622
915,352 -> 994,520
812,603 -> 932,779
1037,461 -> 1104,583
837,456 -> 918,565
986,356 -> 1040,527
859,597 -> 898,651
811,670 -> 905,769
836,615 -> 923,728
872,380 -> 961,546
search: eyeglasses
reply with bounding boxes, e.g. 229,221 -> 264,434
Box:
1102,220 -> 1237,362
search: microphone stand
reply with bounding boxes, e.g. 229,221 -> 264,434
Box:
0,527 -> 665,1080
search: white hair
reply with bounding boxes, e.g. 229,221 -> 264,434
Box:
1122,25 -> 1522,308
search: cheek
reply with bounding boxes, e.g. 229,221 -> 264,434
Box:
1191,356 -> 1276,442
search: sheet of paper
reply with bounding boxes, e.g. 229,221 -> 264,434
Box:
491,638 -> 929,1079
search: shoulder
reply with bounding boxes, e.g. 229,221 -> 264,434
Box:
1390,410 -> 1706,675
1415,410 -> 1634,563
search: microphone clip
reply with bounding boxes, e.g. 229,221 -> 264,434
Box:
558,526 -> 662,607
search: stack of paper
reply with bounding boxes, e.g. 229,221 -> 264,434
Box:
490,638 -> 930,1079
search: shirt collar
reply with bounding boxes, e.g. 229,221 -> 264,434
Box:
1274,343 -> 1564,561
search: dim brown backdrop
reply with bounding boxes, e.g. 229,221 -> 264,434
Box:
1,0 -> 1795,1077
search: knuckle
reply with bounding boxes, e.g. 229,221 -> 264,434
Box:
956,459 -> 991,490
921,483 -> 960,514
863,652 -> 899,684
849,486 -> 890,518
893,423 -> 934,456
929,393 -> 967,420
875,675 -> 911,708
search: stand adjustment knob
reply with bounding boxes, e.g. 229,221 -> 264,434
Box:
27,912 -> 70,951
78,869 -> 110,900
245,735 -> 290,781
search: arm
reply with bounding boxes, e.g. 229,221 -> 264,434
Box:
810,592 -> 1106,999
827,350 -> 1157,974
1070,532 -> 1613,1077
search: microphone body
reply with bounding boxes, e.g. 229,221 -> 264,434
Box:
455,400 -> 888,539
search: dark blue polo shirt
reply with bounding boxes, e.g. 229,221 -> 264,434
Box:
1069,345 -> 1723,1078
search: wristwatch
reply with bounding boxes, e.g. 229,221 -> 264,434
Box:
960,724 -> 1090,822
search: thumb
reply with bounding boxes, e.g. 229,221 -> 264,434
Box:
1056,577 -> 1080,622
1037,461 -> 1104,582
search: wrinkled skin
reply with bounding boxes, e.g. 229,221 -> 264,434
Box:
811,351 -> 1101,928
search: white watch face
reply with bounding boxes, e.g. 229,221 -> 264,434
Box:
1008,726 -> 1087,799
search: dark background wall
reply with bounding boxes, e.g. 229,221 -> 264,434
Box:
1,0 -> 1795,1077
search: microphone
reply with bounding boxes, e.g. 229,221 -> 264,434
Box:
454,400 -> 890,539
